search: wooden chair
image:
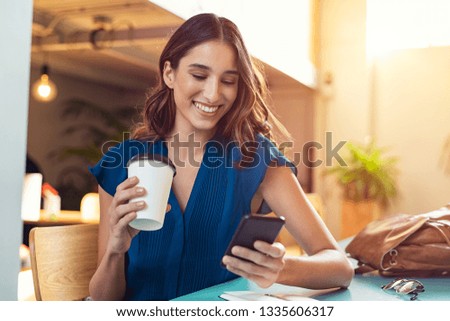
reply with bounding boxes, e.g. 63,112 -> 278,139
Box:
29,224 -> 98,300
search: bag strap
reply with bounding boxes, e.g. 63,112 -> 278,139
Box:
427,221 -> 450,246
354,262 -> 377,274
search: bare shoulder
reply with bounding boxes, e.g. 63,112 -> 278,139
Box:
260,165 -> 298,193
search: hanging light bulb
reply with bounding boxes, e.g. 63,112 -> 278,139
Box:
32,64 -> 58,102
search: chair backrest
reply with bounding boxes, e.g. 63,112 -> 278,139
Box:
29,224 -> 98,301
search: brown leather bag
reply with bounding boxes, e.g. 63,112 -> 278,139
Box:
345,205 -> 450,277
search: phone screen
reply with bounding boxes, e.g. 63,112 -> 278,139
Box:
222,214 -> 285,264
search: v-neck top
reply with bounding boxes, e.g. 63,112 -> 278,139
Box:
89,134 -> 296,300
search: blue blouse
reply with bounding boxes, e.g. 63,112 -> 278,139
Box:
89,134 -> 296,300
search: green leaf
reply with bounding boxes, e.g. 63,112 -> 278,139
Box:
324,139 -> 399,207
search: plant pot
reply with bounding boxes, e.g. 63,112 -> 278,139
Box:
341,199 -> 381,239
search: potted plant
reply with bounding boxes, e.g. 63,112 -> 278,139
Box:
326,140 -> 399,238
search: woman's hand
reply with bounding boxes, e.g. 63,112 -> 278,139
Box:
222,241 -> 286,288
106,176 -> 170,255
106,176 -> 143,254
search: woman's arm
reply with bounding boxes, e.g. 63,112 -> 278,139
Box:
263,166 -> 354,288
223,166 -> 354,289
89,177 -> 144,300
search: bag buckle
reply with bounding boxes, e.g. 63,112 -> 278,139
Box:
389,249 -> 398,266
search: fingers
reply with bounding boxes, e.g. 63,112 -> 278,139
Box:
110,176 -> 172,233
225,264 -> 273,288
254,241 -> 286,258
116,200 -> 146,217
223,245 -> 285,276
110,176 -> 146,226
115,211 -> 137,231
222,241 -> 286,288
114,201 -> 171,221
223,255 -> 268,277
110,199 -> 144,225
229,242 -> 285,269
114,177 -> 146,205
107,210 -> 139,254
116,176 -> 140,195
222,254 -> 282,289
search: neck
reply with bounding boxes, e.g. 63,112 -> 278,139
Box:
167,130 -> 213,146
166,131 -> 214,167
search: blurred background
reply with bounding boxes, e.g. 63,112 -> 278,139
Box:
27,0 -> 450,232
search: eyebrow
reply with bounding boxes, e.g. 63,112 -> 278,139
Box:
188,63 -> 239,76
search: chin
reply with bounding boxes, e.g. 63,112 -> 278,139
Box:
192,122 -> 219,133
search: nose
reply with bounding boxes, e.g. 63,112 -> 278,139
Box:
203,78 -> 221,103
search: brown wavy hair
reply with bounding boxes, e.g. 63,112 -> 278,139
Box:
132,13 -> 291,150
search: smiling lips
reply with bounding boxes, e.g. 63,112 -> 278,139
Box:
193,101 -> 221,113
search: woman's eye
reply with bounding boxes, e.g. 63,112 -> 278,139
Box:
222,80 -> 237,86
192,74 -> 207,80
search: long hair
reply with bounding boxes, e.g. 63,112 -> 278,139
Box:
132,13 -> 291,152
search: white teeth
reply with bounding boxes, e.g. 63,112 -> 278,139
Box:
194,101 -> 219,113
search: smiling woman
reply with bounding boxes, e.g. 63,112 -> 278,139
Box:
132,13 -> 281,148
88,13 -> 353,301
161,41 -> 239,137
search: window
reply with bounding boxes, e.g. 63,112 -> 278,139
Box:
366,0 -> 450,57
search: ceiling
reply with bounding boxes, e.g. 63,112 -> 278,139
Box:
31,0 -> 308,92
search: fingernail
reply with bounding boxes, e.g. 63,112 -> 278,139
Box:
136,187 -> 144,194
130,176 -> 137,182
137,201 -> 145,208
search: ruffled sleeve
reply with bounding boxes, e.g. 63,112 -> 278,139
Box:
238,134 -> 297,214
89,140 -> 151,196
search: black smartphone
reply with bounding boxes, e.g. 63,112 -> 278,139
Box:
222,214 -> 285,265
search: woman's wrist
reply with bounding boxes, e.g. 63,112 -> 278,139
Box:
276,251 -> 353,289
105,244 -> 127,260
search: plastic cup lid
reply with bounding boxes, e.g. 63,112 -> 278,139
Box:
127,153 -> 176,176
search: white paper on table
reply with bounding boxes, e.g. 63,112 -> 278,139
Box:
220,287 -> 341,301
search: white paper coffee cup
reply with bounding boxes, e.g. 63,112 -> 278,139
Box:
127,154 -> 176,231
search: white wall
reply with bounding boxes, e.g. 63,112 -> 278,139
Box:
0,0 -> 33,300
314,0 -> 370,237
151,0 -> 316,88
315,0 -> 450,238
375,47 -> 450,214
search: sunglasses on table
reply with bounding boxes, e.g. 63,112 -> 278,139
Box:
381,278 -> 425,301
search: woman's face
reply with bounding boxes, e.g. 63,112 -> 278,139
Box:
164,40 -> 239,138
